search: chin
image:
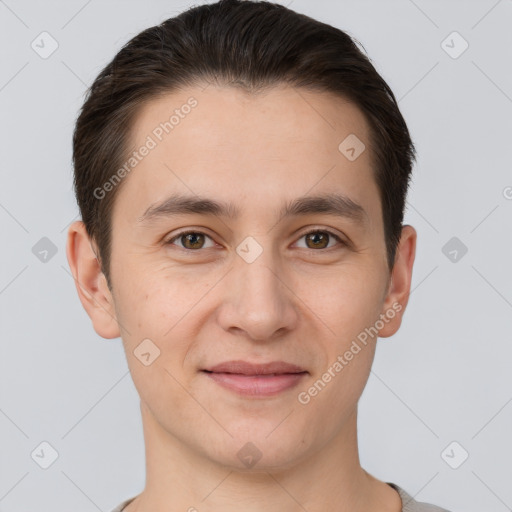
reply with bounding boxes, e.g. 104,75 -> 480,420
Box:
200,422 -> 311,472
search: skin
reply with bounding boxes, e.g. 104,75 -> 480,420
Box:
67,83 -> 416,512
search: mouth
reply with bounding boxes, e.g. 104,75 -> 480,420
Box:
201,360 -> 308,397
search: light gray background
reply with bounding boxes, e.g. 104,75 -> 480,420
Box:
1,0 -> 511,511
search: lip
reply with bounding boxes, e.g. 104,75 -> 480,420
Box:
205,360 -> 306,375
202,360 -> 308,397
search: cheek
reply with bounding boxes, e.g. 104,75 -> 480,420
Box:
115,278 -> 199,416
305,267 -> 386,342
319,269 -> 387,400
114,271 -> 209,399
113,265 -> 195,336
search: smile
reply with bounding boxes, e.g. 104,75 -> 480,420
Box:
201,360 -> 308,397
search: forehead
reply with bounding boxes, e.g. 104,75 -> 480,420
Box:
114,84 -> 379,224
132,84 -> 371,154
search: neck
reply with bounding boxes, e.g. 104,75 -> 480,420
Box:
126,402 -> 401,512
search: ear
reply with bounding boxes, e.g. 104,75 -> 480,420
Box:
378,224 -> 417,338
66,220 -> 120,339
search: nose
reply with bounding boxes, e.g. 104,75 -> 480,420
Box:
216,243 -> 299,343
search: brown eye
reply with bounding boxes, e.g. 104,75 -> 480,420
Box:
305,232 -> 329,249
166,231 -> 215,250
181,233 -> 205,249
296,230 -> 344,250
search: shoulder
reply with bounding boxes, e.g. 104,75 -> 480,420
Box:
109,496 -> 136,512
387,482 -> 453,512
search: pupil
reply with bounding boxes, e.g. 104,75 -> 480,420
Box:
309,232 -> 327,248
185,233 -> 203,249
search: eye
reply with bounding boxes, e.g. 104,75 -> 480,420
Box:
294,229 -> 345,250
166,230 -> 216,250
165,228 -> 346,252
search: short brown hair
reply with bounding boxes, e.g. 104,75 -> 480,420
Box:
72,0 -> 416,289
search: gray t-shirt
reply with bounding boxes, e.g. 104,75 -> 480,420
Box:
110,482 -> 452,511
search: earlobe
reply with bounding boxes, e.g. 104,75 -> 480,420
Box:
378,224 -> 417,338
65,220 -> 121,339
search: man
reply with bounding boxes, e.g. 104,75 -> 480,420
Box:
66,1 -> 452,510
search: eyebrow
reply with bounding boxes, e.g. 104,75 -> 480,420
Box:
136,192 -> 367,226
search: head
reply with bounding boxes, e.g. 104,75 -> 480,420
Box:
67,0 -> 416,471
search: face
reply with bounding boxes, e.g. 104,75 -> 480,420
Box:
70,84 -> 415,471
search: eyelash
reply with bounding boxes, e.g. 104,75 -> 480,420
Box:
165,228 -> 346,252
